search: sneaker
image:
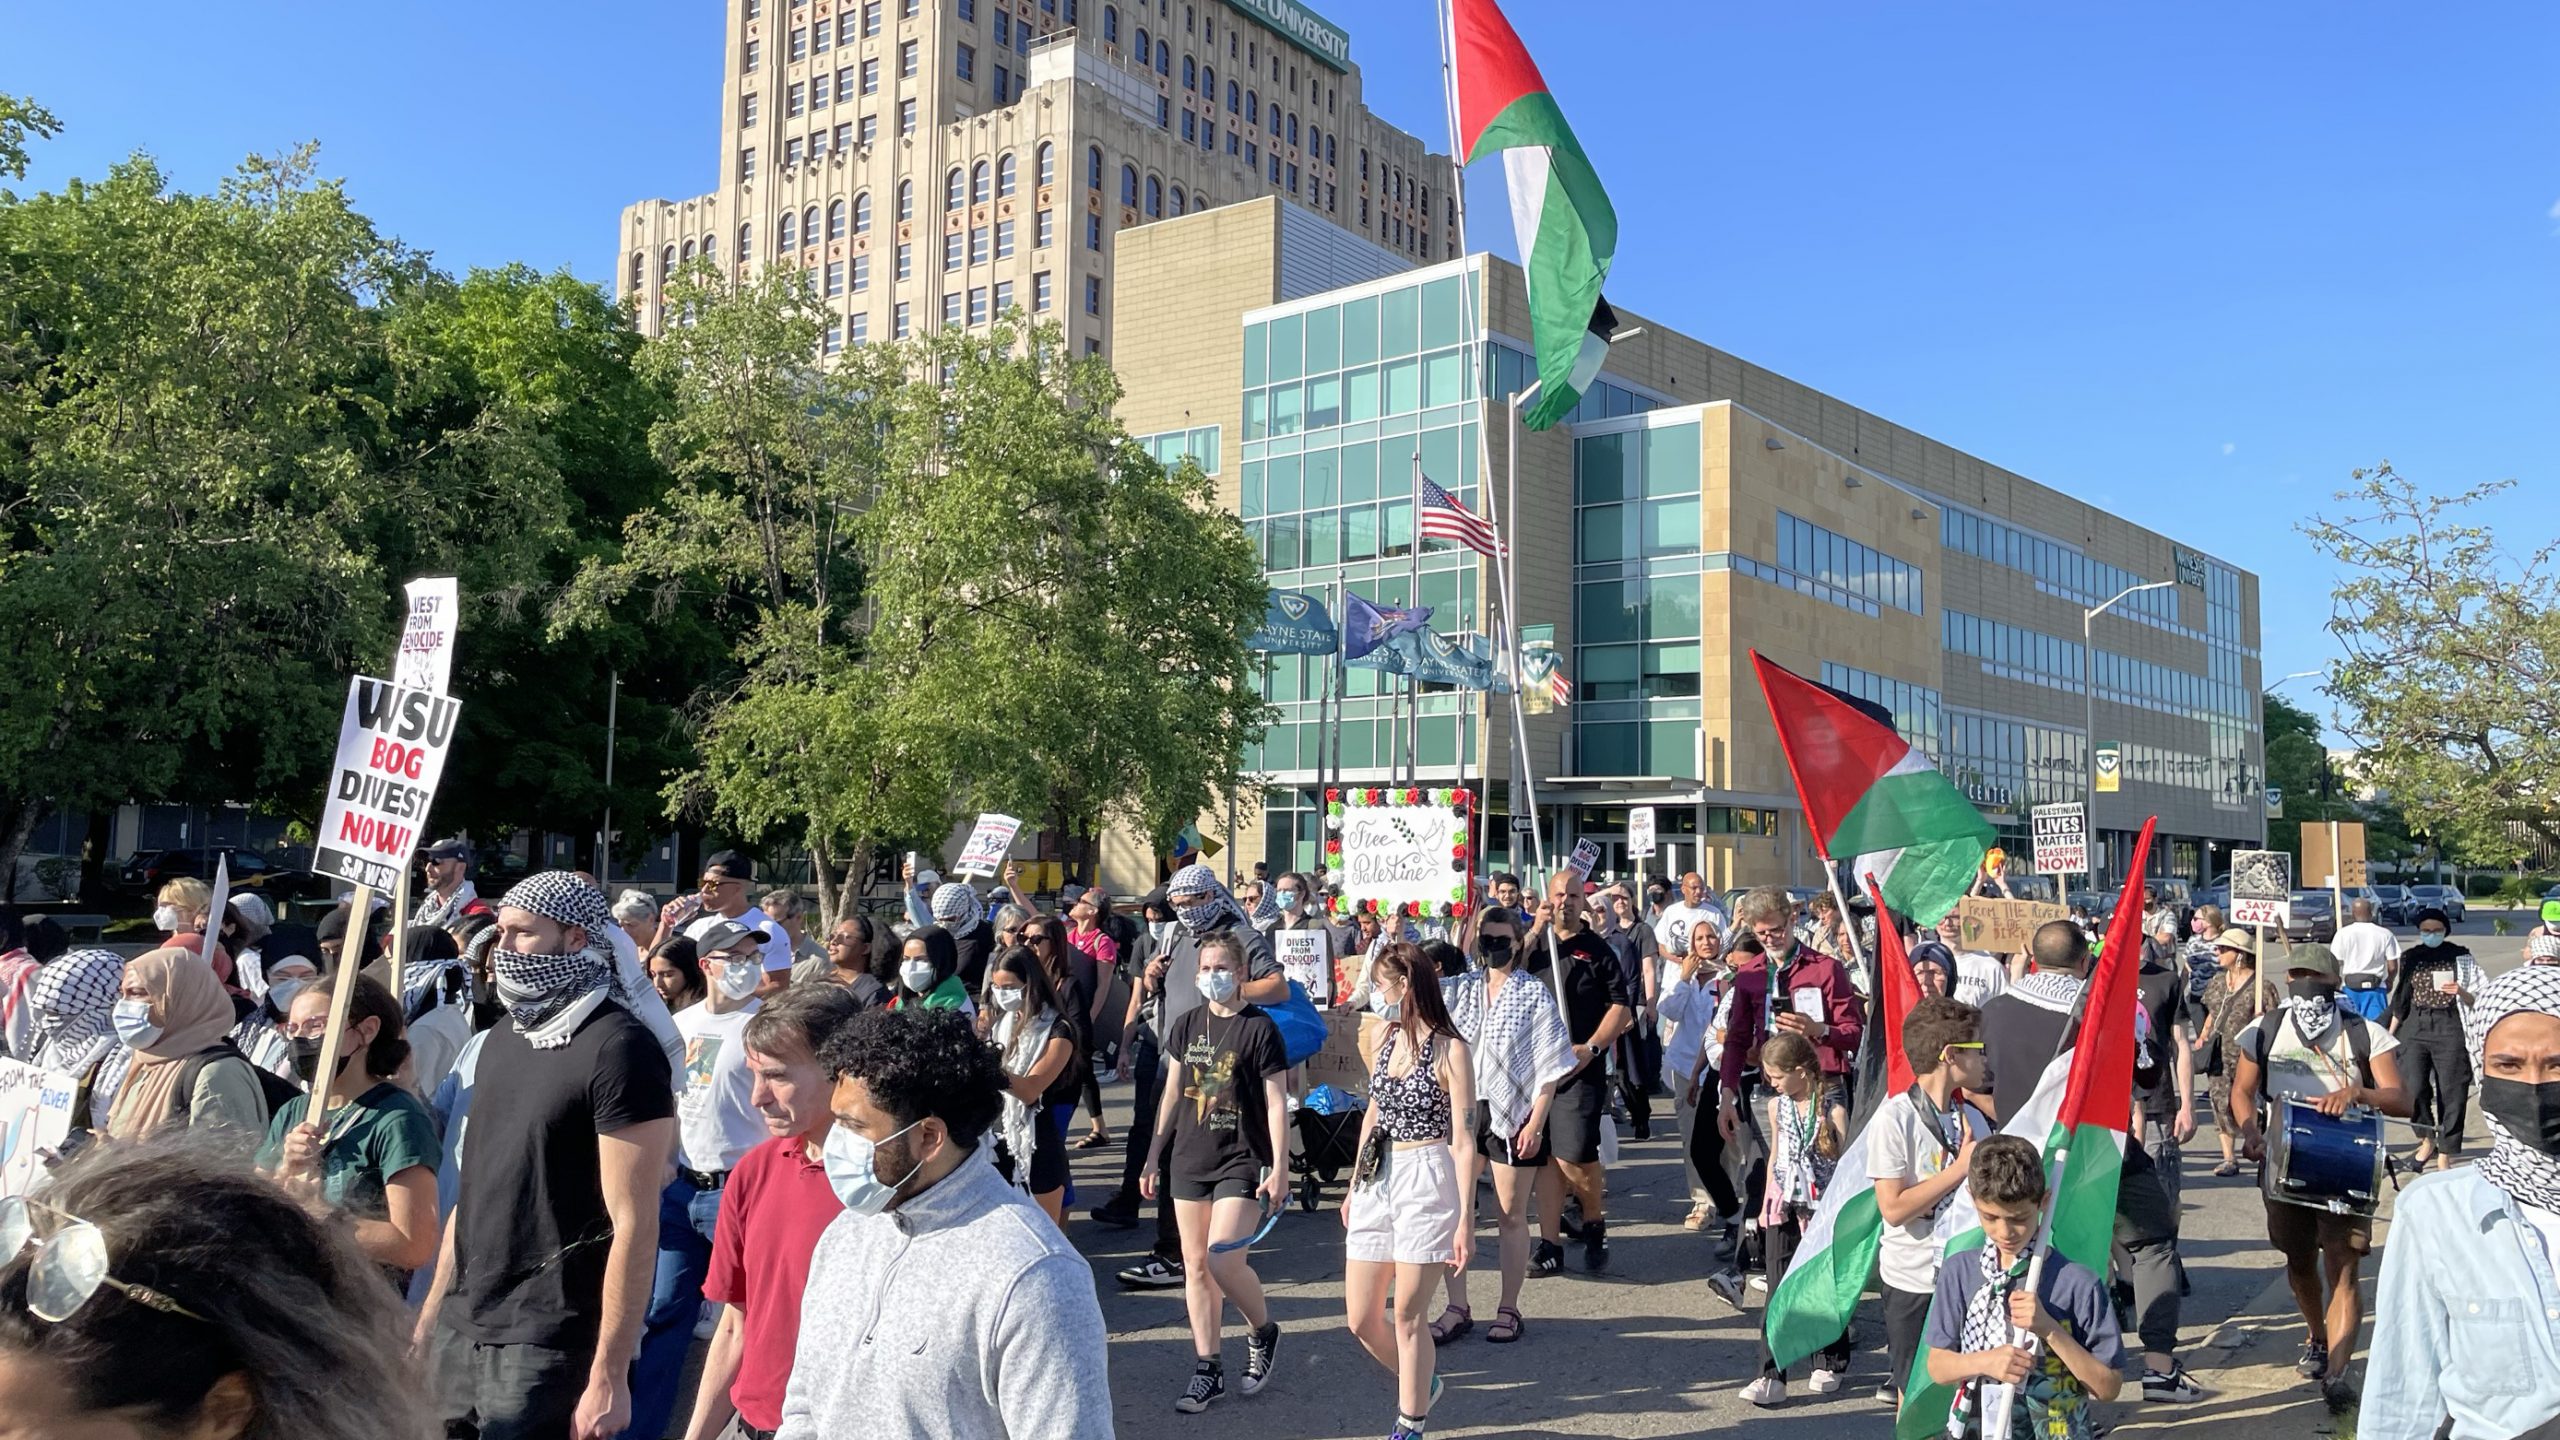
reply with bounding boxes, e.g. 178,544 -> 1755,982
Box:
1706,1268 -> 1746,1309
1240,1320 -> 1281,1395
1558,1197 -> 1587,1241
1389,1423 -> 1424,1440
1740,1375 -> 1786,1407
1748,1274 -> 1769,1293
1683,1203 -> 1714,1232
1808,1368 -> 1843,1395
2295,1340 -> 2328,1381
1088,1201 -> 1140,1229
1531,1238 -> 1564,1275
693,1301 -> 722,1341
1174,1364 -> 1224,1413
2142,1364 -> 2208,1403
1582,1218 -> 1609,1272
1118,1255 -> 1185,1289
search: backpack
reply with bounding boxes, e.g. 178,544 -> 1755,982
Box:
174,1042 -> 306,1124
2247,1009 -> 2375,1091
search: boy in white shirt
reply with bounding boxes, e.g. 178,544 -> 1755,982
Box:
1871,996 -> 1995,1406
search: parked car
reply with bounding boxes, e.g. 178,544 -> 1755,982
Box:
2283,890 -> 2339,944
2406,883 -> 2467,924
113,847 -> 271,897
2371,884 -> 2417,925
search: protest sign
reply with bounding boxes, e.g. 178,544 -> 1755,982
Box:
1563,839 -> 1600,883
1627,806 -> 1657,860
1300,1008 -> 1370,1093
2031,803 -> 2086,876
2230,849 -> 2293,929
314,677 -> 462,893
0,1062 -> 76,1197
1952,896 -> 2071,953
1336,792 -> 1469,915
2302,822 -> 2367,889
394,576 -> 459,695
954,813 -> 1023,878
1275,928 -> 1331,1003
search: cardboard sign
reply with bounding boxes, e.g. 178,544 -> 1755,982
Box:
1339,804 -> 1465,912
2031,803 -> 2087,876
2303,822 -> 2368,889
1627,806 -> 1658,860
953,813 -> 1022,878
1299,1007 -> 1370,1093
314,677 -> 462,892
0,1062 -> 77,1198
1952,897 -> 2071,954
2230,848 -> 2294,929
1275,928 -> 1331,1003
1564,839 -> 1600,882
394,576 -> 459,695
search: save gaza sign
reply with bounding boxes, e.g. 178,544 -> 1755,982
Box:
1224,0 -> 1350,71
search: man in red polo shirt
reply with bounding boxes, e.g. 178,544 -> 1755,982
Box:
682,984 -> 868,1440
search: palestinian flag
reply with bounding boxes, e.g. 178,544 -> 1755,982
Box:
1451,0 -> 1617,431
1751,652 -> 1995,926
1763,882 -> 1928,1370
1894,819 -> 2154,1440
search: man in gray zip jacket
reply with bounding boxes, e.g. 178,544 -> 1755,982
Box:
780,1007 -> 1114,1440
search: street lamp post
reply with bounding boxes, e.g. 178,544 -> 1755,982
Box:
2084,580 -> 2179,895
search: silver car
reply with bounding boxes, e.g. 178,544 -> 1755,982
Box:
2406,884 -> 2467,925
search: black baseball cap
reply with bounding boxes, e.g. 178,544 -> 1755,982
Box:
702,849 -> 754,881
422,838 -> 471,863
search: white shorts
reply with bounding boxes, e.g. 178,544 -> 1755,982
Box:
1344,1142 -> 1461,1266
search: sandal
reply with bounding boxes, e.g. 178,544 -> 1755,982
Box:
1429,1304 -> 1472,1345
1486,1305 -> 1524,1343
2212,1161 -> 2239,1178
1074,1131 -> 1111,1150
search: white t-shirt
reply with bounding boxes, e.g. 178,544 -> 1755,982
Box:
686,904 -> 794,973
1870,1089 -> 1995,1294
2233,1010 -> 2401,1108
1952,950 -> 2009,1010
2331,922 -> 2399,983
1654,900 -> 1728,960
673,999 -> 770,1172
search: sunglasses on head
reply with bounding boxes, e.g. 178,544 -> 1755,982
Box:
0,1198 -> 208,1325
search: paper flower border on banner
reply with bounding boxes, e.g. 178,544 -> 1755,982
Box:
1323,786 -> 1474,920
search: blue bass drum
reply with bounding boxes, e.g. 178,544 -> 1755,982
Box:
2268,1100 -> 2384,1216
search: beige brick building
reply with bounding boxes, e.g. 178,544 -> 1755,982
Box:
616,0 -> 1455,359
1110,198 -> 2267,896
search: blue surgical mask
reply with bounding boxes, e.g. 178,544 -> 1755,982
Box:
2420,931 -> 2446,948
822,1117 -> 926,1214
1199,969 -> 1240,1005
265,976 -> 313,1015
1370,993 -> 1402,1022
112,998 -> 162,1049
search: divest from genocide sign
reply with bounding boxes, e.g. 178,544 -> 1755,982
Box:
315,676 -> 462,892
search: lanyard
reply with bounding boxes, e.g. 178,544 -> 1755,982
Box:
1906,1084 -> 1966,1165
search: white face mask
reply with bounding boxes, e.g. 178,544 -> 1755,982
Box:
989,985 -> 1026,1013
112,998 -> 162,1049
152,906 -> 186,934
715,956 -> 764,1000
266,975 -> 314,1014
822,1118 -> 927,1214
1199,969 -> 1240,1005
900,959 -> 937,995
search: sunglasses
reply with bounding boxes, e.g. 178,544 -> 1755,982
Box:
1944,1041 -> 1986,1052
0,1198 -> 208,1325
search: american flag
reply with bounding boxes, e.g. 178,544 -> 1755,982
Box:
1416,479 -> 1505,558
1546,665 -> 1573,707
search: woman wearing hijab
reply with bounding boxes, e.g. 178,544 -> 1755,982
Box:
2366,967 -> 2560,1440
891,925 -> 974,1013
104,947 -> 272,1140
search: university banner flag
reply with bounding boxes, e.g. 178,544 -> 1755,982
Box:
1894,819 -> 2154,1440
1342,593 -> 1433,661
1451,0 -> 1618,430
1752,651 -> 1994,926
1247,589 -> 1339,655
1764,881 -> 1928,1370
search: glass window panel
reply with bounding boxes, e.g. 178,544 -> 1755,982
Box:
1380,498 -> 1414,555
1642,424 -> 1701,497
1384,357 -> 1421,414
1577,432 -> 1629,504
1419,427 -> 1460,490
1243,389 -> 1267,442
1578,504 -> 1629,564
1581,645 -> 1638,682
1381,285 -> 1419,359
1306,374 -> 1341,429
1345,504 -> 1379,559
1270,656 -> 1301,701
1341,441 -> 1378,503
1266,514 -> 1302,569
1644,575 -> 1700,639
1422,350 -> 1461,408
1301,448 -> 1338,509
1577,580 -> 1640,644
1269,383 -> 1302,436
1341,295 -> 1380,365
1420,716 -> 1458,769
1305,509 -> 1340,566
1266,455 -> 1301,512
1643,498 -> 1699,557
1343,716 -> 1374,764
1266,311 -> 1304,383
1645,719 -> 1697,771
1580,723 -> 1639,775
1419,567 -> 1460,614
1342,364 -> 1380,423
1302,305 -> 1340,374
1243,322 -> 1266,388
1420,275 -> 1463,349
1241,459 -> 1264,517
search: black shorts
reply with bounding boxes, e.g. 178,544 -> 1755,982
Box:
1170,1169 -> 1259,1203
1544,1066 -> 1608,1165
1474,1100 -> 1549,1168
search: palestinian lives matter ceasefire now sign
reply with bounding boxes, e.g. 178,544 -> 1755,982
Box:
2031,803 -> 2086,876
314,677 -> 462,892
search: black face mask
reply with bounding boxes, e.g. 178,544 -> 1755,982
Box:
1479,936 -> 1515,969
291,1035 -> 325,1085
2480,1077 -> 2560,1156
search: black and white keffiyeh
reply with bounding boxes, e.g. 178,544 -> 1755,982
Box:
930,881 -> 982,938
27,948 -> 125,1076
1166,863 -> 1248,937
2012,969 -> 2086,1015
413,878 -> 482,931
1959,1248 -> 2033,1355
1441,967 -> 1575,1141
2468,966 -> 2560,1212
493,872 -> 620,1046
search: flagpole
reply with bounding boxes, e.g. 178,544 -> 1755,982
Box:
1407,448 -> 1425,786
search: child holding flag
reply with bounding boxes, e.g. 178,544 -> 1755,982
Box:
1871,997 -> 1993,1408
1741,1032 -> 1852,1406
1922,1135 -> 2125,1438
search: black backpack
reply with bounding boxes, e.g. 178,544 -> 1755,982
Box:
173,1042 -> 307,1123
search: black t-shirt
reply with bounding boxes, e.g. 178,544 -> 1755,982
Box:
2133,960 -> 2192,1114
1164,1003 -> 1287,1182
444,1003 -> 676,1350
1980,990 -> 2077,1125
955,925 -> 995,994
1536,930 -> 1630,1047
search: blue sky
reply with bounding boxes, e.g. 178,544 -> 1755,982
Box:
10,2 -> 2555,736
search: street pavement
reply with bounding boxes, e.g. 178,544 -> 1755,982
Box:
1060,916 -> 2537,1440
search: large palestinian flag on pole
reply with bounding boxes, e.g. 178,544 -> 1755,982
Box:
1450,0 -> 1617,431
1763,881 -> 1928,1369
1751,651 -> 1995,925
1893,818 -> 2154,1440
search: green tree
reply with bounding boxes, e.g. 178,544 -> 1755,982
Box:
559,269 -> 1268,920
0,94 -> 58,183
2261,690 -> 2328,860
0,143 -> 585,887
2302,464 -> 2559,866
